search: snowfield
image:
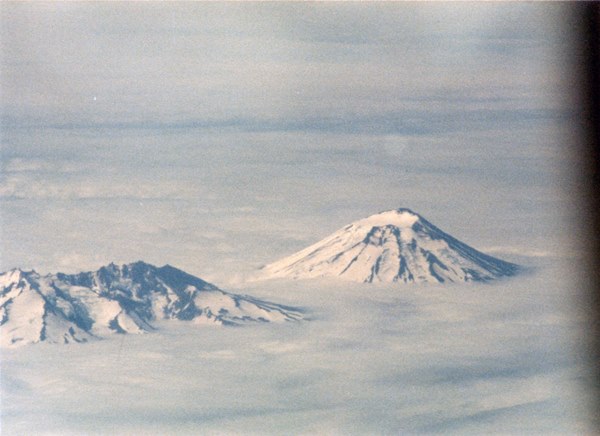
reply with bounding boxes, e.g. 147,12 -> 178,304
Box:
0,257 -> 594,434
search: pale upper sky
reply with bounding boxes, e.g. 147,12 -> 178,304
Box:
0,3 -> 580,284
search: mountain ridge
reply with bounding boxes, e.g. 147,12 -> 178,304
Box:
0,261 -> 302,347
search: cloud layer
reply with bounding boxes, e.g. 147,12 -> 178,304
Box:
0,3 -> 592,433
1,261 -> 593,434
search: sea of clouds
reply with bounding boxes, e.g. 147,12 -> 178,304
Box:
1,3 -> 594,433
1,257 -> 594,434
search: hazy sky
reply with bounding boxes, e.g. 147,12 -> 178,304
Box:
0,3 -> 579,284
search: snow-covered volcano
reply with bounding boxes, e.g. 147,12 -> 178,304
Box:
259,208 -> 519,284
0,262 -> 302,347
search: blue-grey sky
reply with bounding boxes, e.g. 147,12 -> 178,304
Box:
0,3 -> 579,283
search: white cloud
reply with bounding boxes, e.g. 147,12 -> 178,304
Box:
0,261 -> 593,433
4,158 -> 49,172
0,3 -> 571,129
0,173 -> 202,201
3,158 -> 81,174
